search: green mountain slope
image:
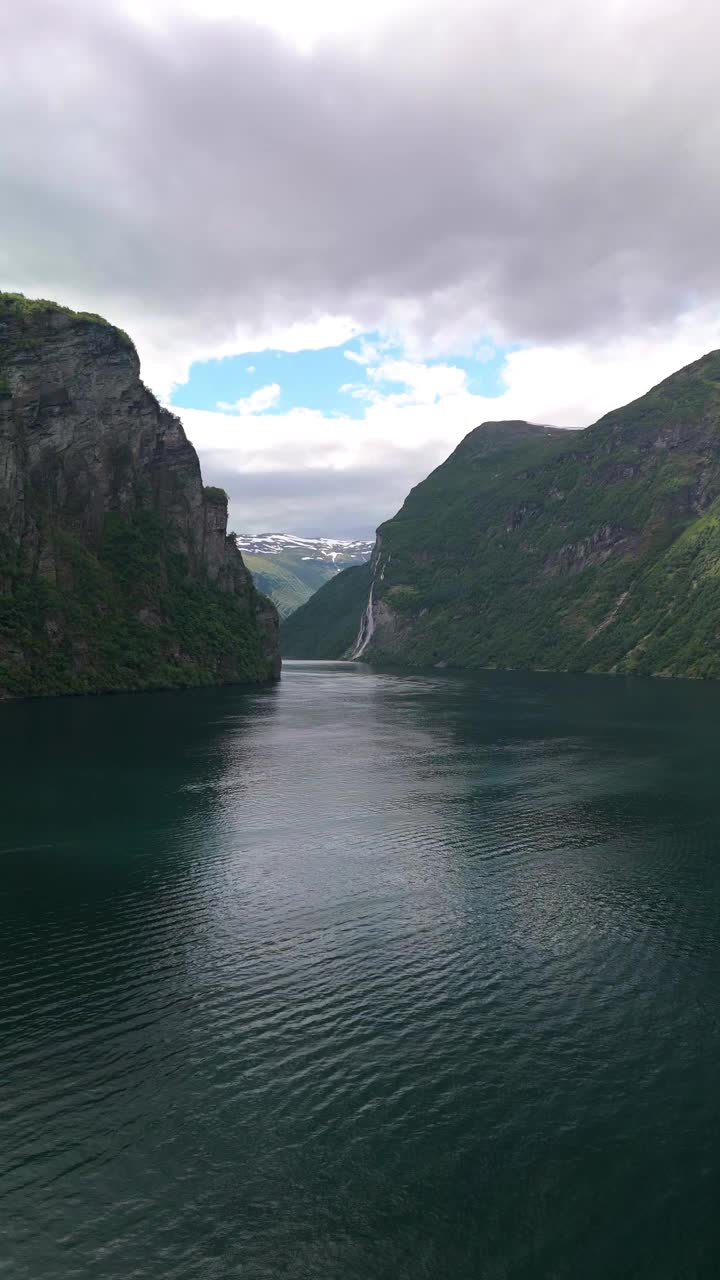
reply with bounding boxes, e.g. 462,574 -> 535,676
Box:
281,562 -> 372,657
282,354 -> 720,678
235,535 -> 373,618
241,552 -> 333,617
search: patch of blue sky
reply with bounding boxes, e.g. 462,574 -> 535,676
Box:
169,331 -> 518,417
430,347 -> 516,397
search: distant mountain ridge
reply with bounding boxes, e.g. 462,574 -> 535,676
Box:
236,533 -> 373,618
236,533 -> 373,562
282,351 -> 720,678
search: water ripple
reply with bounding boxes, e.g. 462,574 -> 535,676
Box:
2,665 -> 720,1278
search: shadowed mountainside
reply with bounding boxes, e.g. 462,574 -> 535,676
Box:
0,293 -> 279,697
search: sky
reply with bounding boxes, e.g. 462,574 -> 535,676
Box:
3,0 -> 720,536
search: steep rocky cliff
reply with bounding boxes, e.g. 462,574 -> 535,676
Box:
0,293 -> 280,696
283,351 -> 720,678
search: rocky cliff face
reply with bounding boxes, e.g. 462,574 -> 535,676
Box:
0,293 -> 280,696
283,351 -> 720,678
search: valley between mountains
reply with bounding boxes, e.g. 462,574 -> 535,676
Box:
6,288 -> 720,693
236,533 -> 373,618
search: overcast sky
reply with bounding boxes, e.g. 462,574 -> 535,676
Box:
3,0 -> 720,535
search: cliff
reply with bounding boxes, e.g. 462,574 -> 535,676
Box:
282,351 -> 720,678
0,293 -> 280,697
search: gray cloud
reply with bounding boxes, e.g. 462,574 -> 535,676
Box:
2,0 -> 720,359
199,447 -> 444,538
4,0 -> 720,537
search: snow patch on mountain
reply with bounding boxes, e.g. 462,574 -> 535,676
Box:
236,533 -> 374,564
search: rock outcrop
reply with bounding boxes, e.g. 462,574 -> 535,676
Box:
0,293 -> 280,696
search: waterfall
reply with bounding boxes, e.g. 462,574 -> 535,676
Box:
351,581 -> 375,659
351,546 -> 389,659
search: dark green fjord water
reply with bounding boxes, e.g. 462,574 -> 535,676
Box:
2,663 -> 720,1279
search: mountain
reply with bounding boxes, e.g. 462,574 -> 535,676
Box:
282,356 -> 720,678
0,292 -> 279,697
236,533 -> 373,617
280,562 -> 373,657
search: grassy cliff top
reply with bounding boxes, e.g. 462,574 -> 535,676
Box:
0,291 -> 135,349
203,485 -> 229,506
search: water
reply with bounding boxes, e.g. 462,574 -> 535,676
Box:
2,662 -> 720,1279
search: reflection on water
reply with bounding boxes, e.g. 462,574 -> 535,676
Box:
2,663 -> 720,1279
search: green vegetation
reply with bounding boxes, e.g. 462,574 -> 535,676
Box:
203,485 -> 228,505
385,584 -> 421,611
0,511 -> 274,698
244,551 -> 338,618
0,292 -> 134,348
287,350 -> 720,677
0,290 -> 277,698
239,539 -> 372,618
281,562 -> 372,657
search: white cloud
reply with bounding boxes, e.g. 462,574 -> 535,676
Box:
121,0 -> 417,51
6,0 -> 720,403
217,382 -> 281,413
341,359 -> 469,406
6,0 -> 720,537
366,359 -> 469,406
343,338 -> 384,366
141,315 -> 360,401
179,308 -> 720,536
